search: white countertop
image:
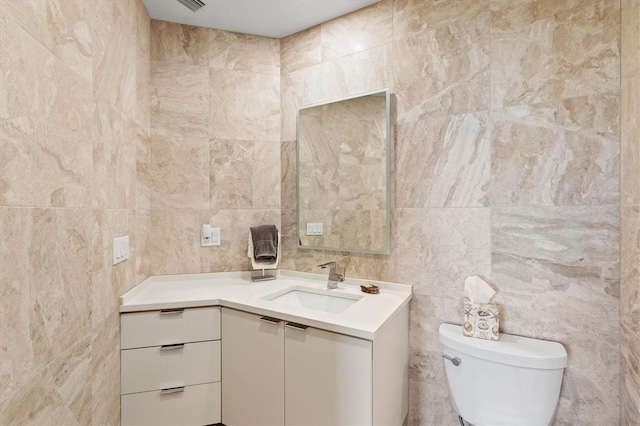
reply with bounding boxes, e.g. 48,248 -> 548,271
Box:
120,269 -> 412,340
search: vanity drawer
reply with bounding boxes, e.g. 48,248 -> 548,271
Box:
121,340 -> 221,395
121,307 -> 220,349
121,382 -> 221,426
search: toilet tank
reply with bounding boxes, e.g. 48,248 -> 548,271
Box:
439,324 -> 567,426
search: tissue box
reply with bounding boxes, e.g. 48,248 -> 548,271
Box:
462,297 -> 500,340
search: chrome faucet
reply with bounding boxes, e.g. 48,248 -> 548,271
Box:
317,262 -> 345,289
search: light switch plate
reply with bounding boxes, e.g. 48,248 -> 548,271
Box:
210,227 -> 220,246
113,236 -> 130,265
306,222 -> 323,236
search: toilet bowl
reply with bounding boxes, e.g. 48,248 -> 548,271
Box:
439,323 -> 567,426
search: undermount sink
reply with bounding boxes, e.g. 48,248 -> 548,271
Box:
265,286 -> 363,314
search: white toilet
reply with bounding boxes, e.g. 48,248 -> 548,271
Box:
439,323 -> 568,426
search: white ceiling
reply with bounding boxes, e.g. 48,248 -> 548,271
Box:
142,0 -> 381,39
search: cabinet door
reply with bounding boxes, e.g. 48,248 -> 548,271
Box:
285,324 -> 372,426
221,308 -> 284,426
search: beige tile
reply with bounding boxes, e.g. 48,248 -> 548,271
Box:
332,251 -> 389,281
393,1 -> 489,122
88,209 -> 110,329
92,0 -> 137,118
133,209 -> 152,287
395,112 -> 490,208
0,16 -> 94,208
0,0 -> 93,83
91,312 -> 120,425
150,209 -> 211,275
621,324 -> 640,424
621,0 -> 640,78
210,140 -> 281,209
208,209 -> 281,272
621,73 -> 640,207
621,0 -> 640,206
280,64 -> 323,141
28,207 -> 93,373
490,0 -> 620,108
108,408 -> 121,426
136,1 -> 151,133
281,141 -> 297,210
0,208 -> 32,401
390,208 -> 491,298
150,20 -> 211,65
296,164 -> 335,211
280,208 -> 304,271
150,134 -> 210,210
113,0 -> 138,29
491,206 -> 619,424
209,68 -> 280,141
150,61 -> 210,138
150,62 -> 209,137
0,336 -> 92,426
209,29 -> 280,75
91,101 -> 138,209
394,0 -> 489,40
280,26 -> 321,74
621,206 -> 640,332
320,44 -> 392,103
135,126 -> 151,210
320,0 -> 392,62
491,206 -> 619,308
491,94 -> 619,207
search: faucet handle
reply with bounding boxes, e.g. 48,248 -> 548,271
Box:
317,261 -> 336,270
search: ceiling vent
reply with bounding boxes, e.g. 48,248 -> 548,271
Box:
176,0 -> 206,13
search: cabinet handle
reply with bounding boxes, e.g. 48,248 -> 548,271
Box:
259,316 -> 282,325
159,309 -> 184,316
160,386 -> 185,395
285,322 -> 309,331
160,343 -> 185,351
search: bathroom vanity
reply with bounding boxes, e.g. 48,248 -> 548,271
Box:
119,270 -> 411,426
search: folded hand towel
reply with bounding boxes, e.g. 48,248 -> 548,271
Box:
250,224 -> 279,263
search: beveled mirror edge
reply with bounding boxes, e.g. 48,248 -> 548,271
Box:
295,88 -> 392,255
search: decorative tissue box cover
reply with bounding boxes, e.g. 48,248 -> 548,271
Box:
463,297 -> 500,340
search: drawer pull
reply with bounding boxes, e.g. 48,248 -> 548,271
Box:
160,386 -> 185,395
285,322 -> 308,331
160,343 -> 185,351
259,316 -> 282,325
159,309 -> 184,316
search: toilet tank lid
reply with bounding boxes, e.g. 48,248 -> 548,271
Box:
439,323 -> 568,369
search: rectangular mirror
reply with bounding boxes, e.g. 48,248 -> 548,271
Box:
297,89 -> 391,254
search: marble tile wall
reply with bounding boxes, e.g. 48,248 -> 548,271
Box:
280,0 -> 622,424
0,0 -> 151,424
620,0 -> 640,423
149,22 -> 281,274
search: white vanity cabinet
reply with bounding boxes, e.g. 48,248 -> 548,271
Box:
120,307 -> 221,426
284,322 -> 372,426
221,308 -> 285,426
221,307 -> 408,426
